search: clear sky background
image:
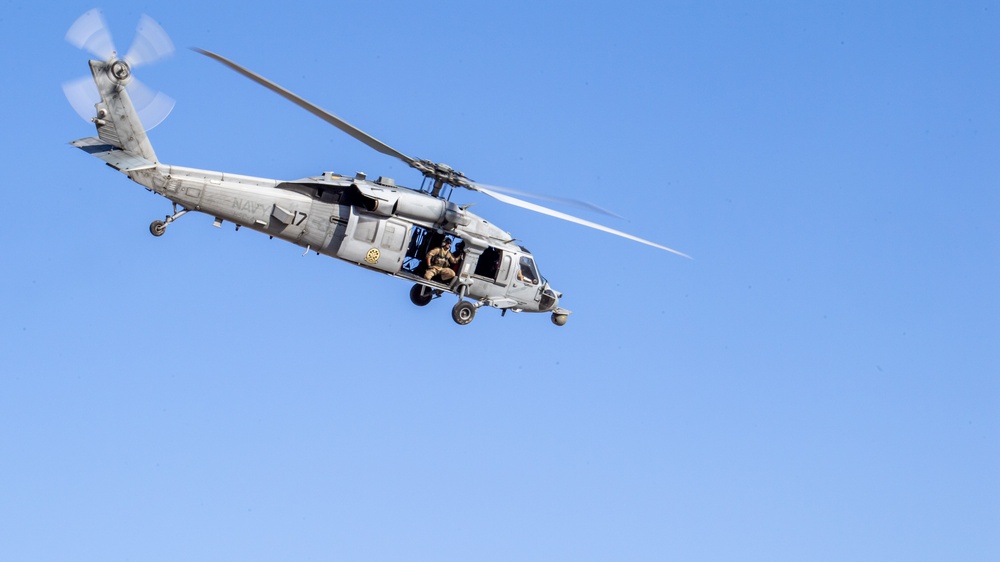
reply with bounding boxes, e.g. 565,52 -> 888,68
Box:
1,1 -> 997,560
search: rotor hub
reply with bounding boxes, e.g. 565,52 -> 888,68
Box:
413,159 -> 471,190
108,59 -> 131,83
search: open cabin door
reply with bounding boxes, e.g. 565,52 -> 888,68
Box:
338,207 -> 411,273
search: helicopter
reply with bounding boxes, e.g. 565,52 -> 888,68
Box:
65,11 -> 689,326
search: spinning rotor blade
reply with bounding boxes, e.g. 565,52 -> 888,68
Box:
62,75 -> 101,122
194,48 -> 418,167
127,77 -> 176,130
66,9 -> 116,59
471,184 -> 691,258
124,14 -> 174,68
472,182 -> 623,219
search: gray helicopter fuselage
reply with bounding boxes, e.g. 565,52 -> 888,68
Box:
113,159 -> 561,316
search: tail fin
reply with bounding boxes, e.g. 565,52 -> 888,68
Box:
89,58 -> 158,163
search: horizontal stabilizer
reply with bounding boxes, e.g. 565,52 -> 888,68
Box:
70,137 -> 156,172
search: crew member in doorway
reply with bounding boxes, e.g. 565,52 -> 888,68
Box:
424,237 -> 458,282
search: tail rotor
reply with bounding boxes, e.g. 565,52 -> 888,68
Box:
63,9 -> 176,131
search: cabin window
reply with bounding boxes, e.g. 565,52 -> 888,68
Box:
474,247 -> 502,279
381,223 -> 405,252
354,215 -> 378,243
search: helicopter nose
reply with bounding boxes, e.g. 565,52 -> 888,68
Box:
540,285 -> 560,312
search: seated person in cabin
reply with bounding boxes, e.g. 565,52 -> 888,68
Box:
424,237 -> 458,282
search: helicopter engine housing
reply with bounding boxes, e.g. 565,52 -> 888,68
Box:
349,182 -> 471,229
394,189 -> 447,223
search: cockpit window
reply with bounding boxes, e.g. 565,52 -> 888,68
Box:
518,256 -> 539,285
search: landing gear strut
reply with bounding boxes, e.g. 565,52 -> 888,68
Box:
149,204 -> 189,237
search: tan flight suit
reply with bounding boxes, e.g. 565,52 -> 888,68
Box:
424,246 -> 458,281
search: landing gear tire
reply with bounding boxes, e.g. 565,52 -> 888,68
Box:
409,284 -> 433,307
452,301 -> 476,325
149,220 -> 166,237
551,313 -> 569,326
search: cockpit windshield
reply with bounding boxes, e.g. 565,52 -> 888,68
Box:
518,256 -> 539,285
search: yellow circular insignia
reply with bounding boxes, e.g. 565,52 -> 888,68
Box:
365,248 -> 380,264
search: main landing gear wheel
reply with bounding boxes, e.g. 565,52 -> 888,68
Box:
149,220 -> 166,237
452,301 -> 476,325
409,284 -> 433,307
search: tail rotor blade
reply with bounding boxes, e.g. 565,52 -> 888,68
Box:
65,8 -> 116,59
127,78 -> 175,130
62,75 -> 101,121
124,14 -> 174,68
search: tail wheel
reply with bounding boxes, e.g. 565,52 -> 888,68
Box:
452,301 -> 476,325
149,220 -> 166,237
409,284 -> 433,307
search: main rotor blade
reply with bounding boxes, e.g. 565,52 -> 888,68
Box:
472,182 -> 623,219
471,184 -> 691,258
194,48 -> 417,167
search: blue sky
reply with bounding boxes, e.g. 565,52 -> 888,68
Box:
1,1 -> 997,560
